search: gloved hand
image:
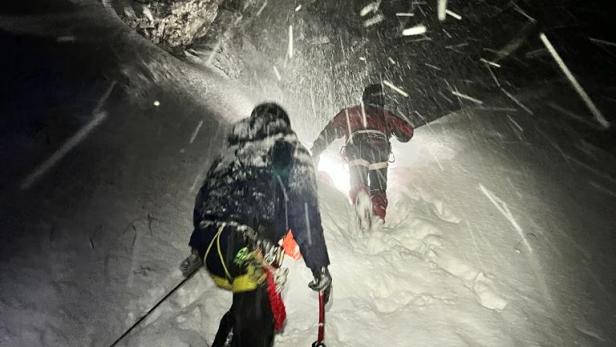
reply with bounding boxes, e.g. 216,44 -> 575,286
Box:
179,248 -> 203,277
308,266 -> 332,304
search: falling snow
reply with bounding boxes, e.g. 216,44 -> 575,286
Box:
362,14 -> 385,28
402,24 -> 427,37
2,1 -> 615,347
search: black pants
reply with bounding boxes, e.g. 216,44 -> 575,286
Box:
212,284 -> 274,347
349,165 -> 388,195
345,137 -> 390,198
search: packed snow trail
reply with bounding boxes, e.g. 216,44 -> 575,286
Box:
273,183 -> 509,346
118,108 -> 616,346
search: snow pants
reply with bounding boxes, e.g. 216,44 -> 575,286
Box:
190,222 -> 274,347
344,136 -> 390,220
212,284 -> 274,347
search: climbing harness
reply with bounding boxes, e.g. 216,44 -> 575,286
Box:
342,129 -> 392,171
388,150 -> 396,164
345,129 -> 387,145
200,220 -> 290,330
348,158 -> 389,171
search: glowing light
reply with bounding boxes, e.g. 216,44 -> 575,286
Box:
317,152 -> 350,194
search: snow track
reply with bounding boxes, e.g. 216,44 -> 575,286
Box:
105,107 -> 616,346
270,177 -> 509,347
114,114 -> 518,346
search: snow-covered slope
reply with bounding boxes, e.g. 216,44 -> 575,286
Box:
114,106 -> 616,347
2,2 -> 615,346
2,103 -> 614,346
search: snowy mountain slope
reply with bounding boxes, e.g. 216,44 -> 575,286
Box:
115,106 -> 616,346
2,2 -> 615,346
1,95 -> 613,346
277,108 -> 614,347
0,4 -> 262,345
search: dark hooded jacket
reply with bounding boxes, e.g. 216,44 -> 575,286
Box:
192,104 -> 330,272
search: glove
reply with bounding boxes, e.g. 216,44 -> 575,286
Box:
179,248 -> 203,277
308,266 -> 332,304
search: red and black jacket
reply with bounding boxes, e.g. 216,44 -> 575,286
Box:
311,105 -> 414,157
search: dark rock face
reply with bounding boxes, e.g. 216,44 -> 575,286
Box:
114,0 -> 223,53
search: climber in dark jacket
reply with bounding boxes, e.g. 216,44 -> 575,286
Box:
310,83 -> 414,222
180,103 -> 332,347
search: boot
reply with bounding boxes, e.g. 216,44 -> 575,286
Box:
350,185 -> 372,231
370,192 -> 388,222
349,185 -> 369,205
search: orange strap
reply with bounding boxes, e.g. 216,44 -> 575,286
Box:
280,229 -> 302,260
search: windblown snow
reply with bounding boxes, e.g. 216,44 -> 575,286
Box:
113,109 -> 616,347
2,2 -> 615,346
2,105 -> 614,346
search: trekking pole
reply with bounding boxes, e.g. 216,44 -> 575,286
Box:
109,269 -> 199,347
311,291 -> 326,347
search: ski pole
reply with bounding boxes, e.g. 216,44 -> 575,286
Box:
109,269 -> 198,347
311,290 -> 326,347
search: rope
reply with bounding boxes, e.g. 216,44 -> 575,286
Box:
216,229 -> 232,281
265,268 -> 287,331
109,270 -> 198,346
348,158 -> 389,170
204,224 -> 233,281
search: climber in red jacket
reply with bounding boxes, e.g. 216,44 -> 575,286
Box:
310,83 -> 414,223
